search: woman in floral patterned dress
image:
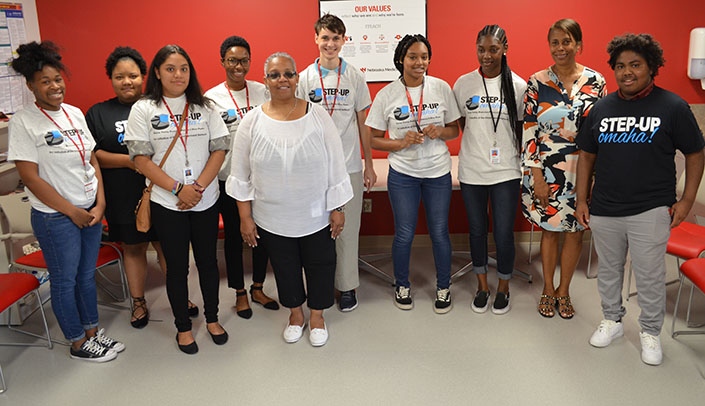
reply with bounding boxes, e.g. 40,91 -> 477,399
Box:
521,19 -> 606,319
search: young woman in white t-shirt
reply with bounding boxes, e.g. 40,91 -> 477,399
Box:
453,25 -> 527,315
366,34 -> 461,313
125,45 -> 229,354
8,41 -> 123,362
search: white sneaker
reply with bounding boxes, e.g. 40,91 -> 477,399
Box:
639,332 -> 663,366
283,322 -> 305,343
589,319 -> 624,347
309,323 -> 328,347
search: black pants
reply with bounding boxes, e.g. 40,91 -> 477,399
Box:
218,180 -> 268,290
152,202 -> 220,332
258,226 -> 336,310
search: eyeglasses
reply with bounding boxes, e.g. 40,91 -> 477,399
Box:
265,71 -> 297,80
223,57 -> 250,67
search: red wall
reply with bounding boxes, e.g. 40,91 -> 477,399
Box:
34,0 -> 705,235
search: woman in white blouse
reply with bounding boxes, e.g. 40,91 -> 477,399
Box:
227,53 -> 352,347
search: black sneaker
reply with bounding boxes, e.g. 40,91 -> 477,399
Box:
492,291 -> 511,315
434,288 -> 452,314
70,337 -> 117,363
394,286 -> 413,310
471,290 -> 491,313
339,290 -> 358,312
95,328 -> 125,352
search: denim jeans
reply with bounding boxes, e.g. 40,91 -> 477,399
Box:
31,208 -> 102,342
387,166 -> 452,289
460,179 -> 520,280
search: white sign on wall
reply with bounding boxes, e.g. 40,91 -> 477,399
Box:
319,0 -> 427,82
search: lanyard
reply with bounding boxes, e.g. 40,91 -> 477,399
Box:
161,98 -> 190,165
317,60 -> 341,116
481,72 -> 504,138
37,103 -> 88,179
403,79 -> 424,133
224,82 -> 250,119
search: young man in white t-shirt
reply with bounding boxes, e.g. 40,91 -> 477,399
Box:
296,14 -> 376,312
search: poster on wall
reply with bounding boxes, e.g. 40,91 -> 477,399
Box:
0,2 -> 31,115
319,0 -> 427,82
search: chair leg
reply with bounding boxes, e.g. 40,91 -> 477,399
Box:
672,273 -> 686,337
0,362 -> 6,394
5,289 -> 53,349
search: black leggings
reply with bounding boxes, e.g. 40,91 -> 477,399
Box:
151,202 -> 220,332
218,180 -> 268,290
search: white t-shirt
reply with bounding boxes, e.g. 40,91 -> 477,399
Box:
296,58 -> 371,174
365,76 -> 461,178
453,69 -> 527,185
8,103 -> 98,212
204,80 -> 268,181
124,95 -> 229,211
226,103 -> 353,238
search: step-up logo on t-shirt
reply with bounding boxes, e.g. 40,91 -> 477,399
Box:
597,116 -> 660,144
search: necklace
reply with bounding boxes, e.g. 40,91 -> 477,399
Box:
267,98 -> 298,120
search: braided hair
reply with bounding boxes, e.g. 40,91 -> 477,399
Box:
10,41 -> 66,81
477,25 -> 521,152
393,34 -> 432,77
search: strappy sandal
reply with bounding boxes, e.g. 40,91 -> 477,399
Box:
250,284 -> 280,310
556,296 -> 575,319
538,294 -> 555,318
235,289 -> 252,319
131,296 -> 149,329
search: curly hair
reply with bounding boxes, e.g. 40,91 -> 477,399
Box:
10,41 -> 66,81
219,36 -> 251,59
393,34 -> 432,76
104,46 -> 147,78
607,33 -> 665,78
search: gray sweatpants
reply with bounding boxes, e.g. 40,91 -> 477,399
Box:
590,206 -> 670,336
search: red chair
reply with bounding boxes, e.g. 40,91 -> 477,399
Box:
627,221 -> 705,300
0,273 -> 53,393
0,192 -> 128,303
671,257 -> 705,337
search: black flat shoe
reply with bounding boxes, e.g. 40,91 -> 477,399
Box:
176,334 -> 198,355
130,297 -> 149,329
208,329 -> 229,345
188,301 -> 199,318
235,290 -> 252,319
250,284 -> 280,311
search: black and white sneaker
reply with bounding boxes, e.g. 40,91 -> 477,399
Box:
394,286 -> 413,310
95,328 -> 125,352
70,336 -> 117,362
434,288 -> 452,314
471,290 -> 491,313
492,291 -> 511,315
339,290 -> 358,312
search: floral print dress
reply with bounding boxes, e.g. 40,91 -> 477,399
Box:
521,66 -> 606,232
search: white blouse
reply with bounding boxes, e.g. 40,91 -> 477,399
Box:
226,102 -> 353,238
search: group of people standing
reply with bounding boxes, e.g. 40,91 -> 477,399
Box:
7,14 -> 703,367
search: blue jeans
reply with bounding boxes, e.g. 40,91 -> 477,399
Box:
387,166 -> 452,289
460,179 -> 520,280
31,208 -> 102,342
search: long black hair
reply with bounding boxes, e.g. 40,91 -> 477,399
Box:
144,44 -> 209,107
393,34 -> 432,77
477,25 -> 521,152
11,41 -> 66,81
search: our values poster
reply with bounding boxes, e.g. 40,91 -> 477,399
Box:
319,0 -> 427,82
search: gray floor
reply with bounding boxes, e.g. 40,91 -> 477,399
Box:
2,237 -> 705,405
